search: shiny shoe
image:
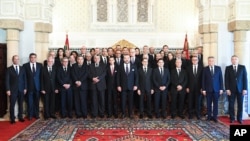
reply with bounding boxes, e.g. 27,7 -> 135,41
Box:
19,118 -> 25,122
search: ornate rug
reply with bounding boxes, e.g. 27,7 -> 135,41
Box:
10,118 -> 229,141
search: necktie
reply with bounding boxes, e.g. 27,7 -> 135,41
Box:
126,64 -> 129,75
234,66 -> 237,75
64,67 -> 67,73
144,67 -> 147,74
211,67 -> 214,75
95,63 -> 99,67
49,67 -> 52,76
104,58 -> 107,64
32,63 -> 35,74
177,68 -> 180,76
194,65 -> 197,76
117,58 -> 120,65
15,66 -> 18,75
160,68 -> 163,77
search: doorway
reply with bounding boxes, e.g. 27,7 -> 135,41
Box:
0,43 -> 7,117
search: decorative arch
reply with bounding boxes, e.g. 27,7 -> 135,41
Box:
111,39 -> 137,49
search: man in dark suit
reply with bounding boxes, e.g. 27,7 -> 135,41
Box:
106,56 -> 119,118
88,55 -> 107,118
23,53 -> 42,120
137,58 -> 154,119
225,55 -> 248,124
41,56 -> 58,120
100,48 -> 109,66
115,50 -> 123,66
140,45 -> 154,68
152,58 -> 170,118
130,48 -> 141,68
57,57 -> 73,118
186,56 -> 203,119
71,55 -> 88,118
170,59 -> 187,119
117,54 -> 138,119
6,55 -> 27,124
202,56 -> 223,122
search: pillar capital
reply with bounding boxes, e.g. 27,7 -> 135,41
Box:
0,19 -> 24,30
34,22 -> 53,33
228,20 -> 250,32
199,23 -> 218,34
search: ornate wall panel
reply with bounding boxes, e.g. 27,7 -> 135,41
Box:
137,0 -> 148,22
97,0 -> 108,22
117,0 -> 128,22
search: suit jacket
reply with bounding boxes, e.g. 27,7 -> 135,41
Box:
140,54 -> 154,68
152,67 -> 170,92
71,63 -> 88,91
225,64 -> 248,93
117,63 -> 138,91
56,66 -> 72,91
138,67 -> 153,92
23,62 -> 42,91
170,68 -> 187,94
130,56 -> 141,68
115,57 -> 123,66
186,64 -> 203,91
41,65 -> 57,93
106,64 -> 119,89
5,65 -> 27,93
202,65 -> 223,93
88,63 -> 107,91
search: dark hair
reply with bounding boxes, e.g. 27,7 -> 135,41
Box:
157,58 -> 164,63
56,48 -> 66,58
29,53 -> 37,58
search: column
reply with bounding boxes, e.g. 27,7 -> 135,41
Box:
228,21 -> 250,119
34,22 -> 53,63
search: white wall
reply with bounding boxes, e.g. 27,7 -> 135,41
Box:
0,29 -> 6,43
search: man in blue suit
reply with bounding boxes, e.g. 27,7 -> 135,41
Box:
202,56 -> 223,122
6,55 -> 27,124
225,55 -> 248,124
23,53 -> 42,120
117,54 -> 138,119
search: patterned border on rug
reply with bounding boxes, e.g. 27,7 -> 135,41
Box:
10,118 -> 230,141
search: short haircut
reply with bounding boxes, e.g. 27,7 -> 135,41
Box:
157,58 -> 164,63
208,56 -> 214,59
29,53 -> 37,58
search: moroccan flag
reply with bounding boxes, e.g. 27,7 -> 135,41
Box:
64,34 -> 69,51
183,33 -> 190,60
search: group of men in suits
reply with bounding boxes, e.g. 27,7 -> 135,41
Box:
5,45 -> 247,124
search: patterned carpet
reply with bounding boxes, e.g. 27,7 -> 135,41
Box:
10,117 -> 229,141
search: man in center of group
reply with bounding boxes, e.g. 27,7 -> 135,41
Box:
117,54 -> 138,119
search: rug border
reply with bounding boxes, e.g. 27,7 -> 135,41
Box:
9,119 -> 41,141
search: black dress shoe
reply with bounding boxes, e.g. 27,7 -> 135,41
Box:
10,120 -> 16,124
213,119 -> 218,123
179,115 -> 185,119
19,118 -> 25,122
171,115 -> 175,119
107,115 -> 111,118
238,120 -> 243,124
83,115 -> 87,119
206,118 -> 211,121
197,116 -> 201,120
139,114 -> 143,119
148,115 -> 153,119
35,116 -> 40,119
51,115 -> 57,119
114,114 -> 118,118
188,116 -> 193,119
121,114 -> 126,119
